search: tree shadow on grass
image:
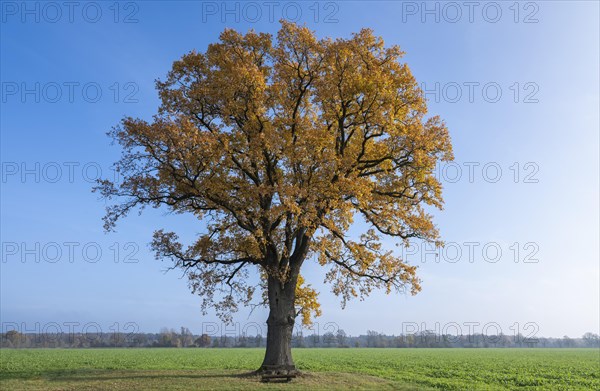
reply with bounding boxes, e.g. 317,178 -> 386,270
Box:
3,369 -> 260,382
2,370 -> 420,390
84,370 -> 260,381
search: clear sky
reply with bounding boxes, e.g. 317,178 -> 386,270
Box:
1,1 -> 598,339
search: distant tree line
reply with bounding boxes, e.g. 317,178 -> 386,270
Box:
2,327 -> 598,349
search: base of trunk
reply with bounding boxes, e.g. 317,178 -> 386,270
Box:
256,364 -> 299,383
257,364 -> 298,374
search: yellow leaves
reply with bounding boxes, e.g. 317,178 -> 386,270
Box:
316,224 -> 423,307
103,21 -> 452,323
295,274 -> 322,326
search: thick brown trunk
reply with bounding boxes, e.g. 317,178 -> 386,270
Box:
259,276 -> 297,373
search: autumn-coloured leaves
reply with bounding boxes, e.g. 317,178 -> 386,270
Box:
95,21 -> 453,325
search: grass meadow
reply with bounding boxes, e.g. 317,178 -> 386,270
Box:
1,348 -> 598,390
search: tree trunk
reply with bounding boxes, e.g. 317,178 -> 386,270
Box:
259,275 -> 297,374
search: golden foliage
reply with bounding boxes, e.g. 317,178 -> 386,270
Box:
95,21 -> 453,323
295,274 -> 322,326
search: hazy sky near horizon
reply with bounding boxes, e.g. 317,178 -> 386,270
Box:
1,1 -> 598,339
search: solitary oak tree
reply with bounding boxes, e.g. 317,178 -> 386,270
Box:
96,22 -> 453,373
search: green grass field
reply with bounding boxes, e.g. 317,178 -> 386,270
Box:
1,348 -> 598,390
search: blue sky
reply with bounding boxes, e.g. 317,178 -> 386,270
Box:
1,1 -> 598,339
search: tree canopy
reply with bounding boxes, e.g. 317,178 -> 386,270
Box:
95,21 -> 453,327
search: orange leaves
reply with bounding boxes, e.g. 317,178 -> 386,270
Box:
98,21 -> 452,323
294,274 -> 322,326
